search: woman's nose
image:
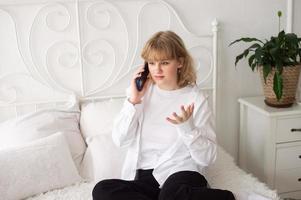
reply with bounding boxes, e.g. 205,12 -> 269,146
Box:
153,64 -> 162,72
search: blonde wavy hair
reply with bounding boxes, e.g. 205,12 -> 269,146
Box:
141,30 -> 196,87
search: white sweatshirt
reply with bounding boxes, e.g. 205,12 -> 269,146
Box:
112,83 -> 217,187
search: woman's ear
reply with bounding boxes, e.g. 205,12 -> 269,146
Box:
178,57 -> 184,68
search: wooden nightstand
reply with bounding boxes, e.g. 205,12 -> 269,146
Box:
238,96 -> 301,199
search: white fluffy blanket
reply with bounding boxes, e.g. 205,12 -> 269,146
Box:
27,147 -> 279,200
206,147 -> 279,200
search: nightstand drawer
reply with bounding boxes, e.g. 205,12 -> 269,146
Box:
276,144 -> 301,170
276,117 -> 301,143
275,167 -> 301,193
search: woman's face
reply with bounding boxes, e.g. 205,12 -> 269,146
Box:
147,58 -> 182,90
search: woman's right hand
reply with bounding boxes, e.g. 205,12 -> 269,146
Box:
129,66 -> 152,105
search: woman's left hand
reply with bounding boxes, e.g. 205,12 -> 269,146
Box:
166,103 -> 194,124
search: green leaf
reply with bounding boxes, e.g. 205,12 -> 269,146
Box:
248,54 -> 256,67
247,43 -> 261,50
235,52 -> 245,66
275,62 -> 283,74
243,49 -> 249,58
278,30 -> 285,39
254,48 -> 263,65
285,33 -> 298,43
263,64 -> 271,83
229,37 -> 263,46
251,63 -> 257,71
273,71 -> 283,101
270,46 -> 280,60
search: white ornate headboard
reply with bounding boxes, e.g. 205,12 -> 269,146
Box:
0,0 -> 218,122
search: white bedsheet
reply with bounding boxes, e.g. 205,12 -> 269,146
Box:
26,181 -> 94,200
27,147 -> 279,200
26,180 -> 277,200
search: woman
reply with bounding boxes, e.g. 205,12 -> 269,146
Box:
92,30 -> 235,200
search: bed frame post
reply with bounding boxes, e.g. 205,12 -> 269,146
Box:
286,0 -> 293,33
211,19 -> 219,120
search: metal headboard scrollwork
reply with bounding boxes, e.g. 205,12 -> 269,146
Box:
0,0 -> 218,122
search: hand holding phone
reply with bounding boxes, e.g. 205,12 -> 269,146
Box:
135,62 -> 149,91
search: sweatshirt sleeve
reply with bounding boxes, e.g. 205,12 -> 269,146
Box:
112,87 -> 143,147
175,92 -> 217,167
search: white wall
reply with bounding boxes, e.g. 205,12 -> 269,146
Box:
166,0 -> 288,161
293,0 -> 301,109
294,0 -> 301,35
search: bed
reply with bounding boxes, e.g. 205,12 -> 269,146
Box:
0,0 -> 280,199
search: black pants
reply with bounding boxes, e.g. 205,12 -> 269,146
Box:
92,169 -> 236,200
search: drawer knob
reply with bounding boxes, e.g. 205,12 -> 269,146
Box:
291,128 -> 301,132
299,155 -> 301,159
299,178 -> 301,182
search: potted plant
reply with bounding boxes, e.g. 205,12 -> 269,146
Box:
230,11 -> 301,108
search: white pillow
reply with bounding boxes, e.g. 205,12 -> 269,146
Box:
0,109 -> 86,170
0,132 -> 81,200
80,146 -> 94,180
86,134 -> 127,182
80,98 -> 125,138
79,98 -> 125,180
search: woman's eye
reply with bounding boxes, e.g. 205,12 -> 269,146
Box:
162,62 -> 169,65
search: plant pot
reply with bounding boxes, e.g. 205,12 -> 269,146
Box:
259,65 -> 301,108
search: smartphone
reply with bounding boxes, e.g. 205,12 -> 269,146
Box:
135,62 -> 149,91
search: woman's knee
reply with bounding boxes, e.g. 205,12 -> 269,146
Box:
92,179 -> 120,200
159,171 -> 207,200
162,171 -> 207,191
223,190 -> 236,200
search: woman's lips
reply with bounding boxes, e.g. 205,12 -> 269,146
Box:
154,75 -> 164,80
